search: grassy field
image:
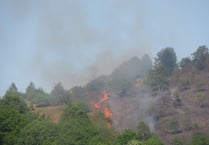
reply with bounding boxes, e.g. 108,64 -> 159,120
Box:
34,105 -> 65,123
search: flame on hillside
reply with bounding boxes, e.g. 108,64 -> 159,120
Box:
93,103 -> 101,109
103,107 -> 112,118
92,91 -> 112,128
92,91 -> 112,118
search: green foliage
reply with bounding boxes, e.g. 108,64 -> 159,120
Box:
145,134 -> 164,145
70,86 -> 87,99
116,129 -> 138,145
25,82 -> 71,106
25,82 -> 36,101
17,120 -> 58,145
59,102 -> 98,145
6,83 -> 18,94
25,82 -> 51,105
85,76 -> 107,92
89,135 -> 110,145
50,82 -> 71,105
0,108 -> 26,145
146,64 -> 168,92
180,57 -> 192,70
137,121 -> 151,141
0,91 -> 40,145
127,140 -> 143,145
109,55 -> 151,92
0,90 -> 166,145
191,134 -> 209,145
192,45 -> 209,70
90,112 -> 116,144
0,92 -> 29,114
155,47 -> 177,75
196,92 -> 206,106
60,102 -> 89,121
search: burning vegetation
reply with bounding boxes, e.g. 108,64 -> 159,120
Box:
92,91 -> 113,127
2,46 -> 209,144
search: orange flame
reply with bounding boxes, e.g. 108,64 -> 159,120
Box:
103,107 -> 113,118
92,91 -> 113,119
93,103 -> 101,109
99,91 -> 109,103
92,91 -> 113,128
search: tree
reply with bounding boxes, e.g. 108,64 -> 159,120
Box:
116,129 -> 138,145
141,54 -> 152,77
17,120 -> 58,145
85,76 -> 107,92
0,92 -> 29,114
155,47 -> 177,75
137,121 -> 151,141
25,82 -> 36,101
59,102 -> 98,145
192,45 -> 209,70
51,82 -> 70,105
70,86 -> 86,98
0,108 -> 26,145
146,64 -> 169,92
180,57 -> 192,70
6,83 -> 17,94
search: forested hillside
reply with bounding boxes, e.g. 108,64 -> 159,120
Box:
1,45 -> 209,145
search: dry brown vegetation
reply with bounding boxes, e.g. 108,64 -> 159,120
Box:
34,105 -> 65,123
155,69 -> 209,144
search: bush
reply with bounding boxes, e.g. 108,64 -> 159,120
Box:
0,92 -> 29,114
116,129 -> 138,145
137,121 -> 151,141
191,134 -> 209,145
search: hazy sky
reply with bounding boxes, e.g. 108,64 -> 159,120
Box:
0,0 -> 209,96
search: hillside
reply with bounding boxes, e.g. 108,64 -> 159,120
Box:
81,46 -> 209,144
32,47 -> 209,144
154,69 -> 209,144
2,46 -> 209,145
34,105 -> 65,123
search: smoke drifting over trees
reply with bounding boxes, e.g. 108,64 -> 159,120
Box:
1,0 -> 208,95
0,0 -> 150,94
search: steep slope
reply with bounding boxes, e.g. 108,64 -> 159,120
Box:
83,55 -> 153,131
155,71 -> 209,144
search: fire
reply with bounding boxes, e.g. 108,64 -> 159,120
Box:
99,91 -> 109,103
93,103 -> 101,109
92,91 -> 113,119
103,107 -> 112,118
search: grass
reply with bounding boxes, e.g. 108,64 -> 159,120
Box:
34,105 -> 65,123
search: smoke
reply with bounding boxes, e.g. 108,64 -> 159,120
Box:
108,85 -> 159,132
0,0 -> 151,93
23,0 -> 151,91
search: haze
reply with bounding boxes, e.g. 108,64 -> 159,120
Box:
0,0 -> 209,96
